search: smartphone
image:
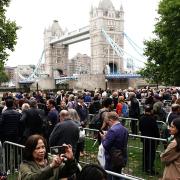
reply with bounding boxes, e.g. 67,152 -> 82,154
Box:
50,146 -> 66,155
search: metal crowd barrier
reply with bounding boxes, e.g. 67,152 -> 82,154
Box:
2,141 -> 25,173
106,170 -> 144,180
81,128 -> 166,180
119,117 -> 168,139
119,117 -> 139,134
1,129 -> 166,180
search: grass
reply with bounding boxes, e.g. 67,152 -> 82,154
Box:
80,134 -> 165,180
7,173 -> 18,180
5,128 -> 165,180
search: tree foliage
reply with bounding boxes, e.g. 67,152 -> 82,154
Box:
0,0 -> 18,83
139,0 -> 180,86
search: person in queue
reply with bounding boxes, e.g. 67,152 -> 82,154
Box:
139,105 -> 160,175
46,99 -> 59,138
100,112 -> 128,180
18,134 -> 78,180
49,110 -> 79,156
161,118 -> 180,179
77,164 -> 107,180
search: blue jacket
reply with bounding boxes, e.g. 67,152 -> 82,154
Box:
102,123 -> 128,170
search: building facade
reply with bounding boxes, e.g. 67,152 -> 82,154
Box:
69,53 -> 91,76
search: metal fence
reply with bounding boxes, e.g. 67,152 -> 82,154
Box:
106,170 -> 144,180
119,117 -> 167,139
1,140 -> 143,180
2,141 -> 25,173
1,128 -> 166,180
81,128 -> 166,180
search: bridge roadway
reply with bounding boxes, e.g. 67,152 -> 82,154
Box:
50,26 -> 90,45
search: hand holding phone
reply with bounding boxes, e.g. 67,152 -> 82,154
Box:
50,145 -> 66,155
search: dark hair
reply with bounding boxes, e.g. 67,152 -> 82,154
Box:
102,98 -> 113,108
171,104 -> 180,112
23,134 -> 48,161
172,118 -> 180,151
5,98 -> 14,108
78,164 -> 107,180
47,99 -> 56,107
144,104 -> 153,113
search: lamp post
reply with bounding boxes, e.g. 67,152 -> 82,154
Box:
36,82 -> 39,92
105,79 -> 108,90
36,79 -> 39,92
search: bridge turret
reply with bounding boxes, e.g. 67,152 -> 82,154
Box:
90,0 -> 124,75
44,20 -> 69,78
98,0 -> 115,11
51,20 -> 64,38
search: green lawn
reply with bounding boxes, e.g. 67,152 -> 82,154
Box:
80,135 -> 165,180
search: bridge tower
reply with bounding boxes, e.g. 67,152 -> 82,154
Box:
90,0 -> 124,75
44,20 -> 68,78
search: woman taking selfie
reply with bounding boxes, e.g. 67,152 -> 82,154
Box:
18,134 -> 78,180
161,118 -> 180,179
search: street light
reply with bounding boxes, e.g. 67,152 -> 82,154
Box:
105,79 -> 108,90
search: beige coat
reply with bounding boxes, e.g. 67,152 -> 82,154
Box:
161,140 -> 180,180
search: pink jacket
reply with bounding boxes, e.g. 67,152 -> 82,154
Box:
161,140 -> 180,180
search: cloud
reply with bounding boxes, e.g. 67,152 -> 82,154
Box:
6,0 -> 159,66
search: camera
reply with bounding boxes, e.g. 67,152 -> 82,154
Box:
50,146 -> 66,155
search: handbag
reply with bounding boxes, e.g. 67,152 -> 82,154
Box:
110,148 -> 126,168
79,127 -> 85,142
97,143 -> 105,168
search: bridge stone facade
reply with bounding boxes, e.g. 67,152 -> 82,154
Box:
44,20 -> 68,78
90,0 -> 124,75
42,0 -> 132,90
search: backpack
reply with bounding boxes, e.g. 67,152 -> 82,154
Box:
122,103 -> 128,118
89,109 -> 108,130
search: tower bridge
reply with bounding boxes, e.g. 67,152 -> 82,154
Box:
50,26 -> 90,45
18,0 -> 146,90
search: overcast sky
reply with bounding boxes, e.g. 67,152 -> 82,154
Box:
6,0 -> 160,67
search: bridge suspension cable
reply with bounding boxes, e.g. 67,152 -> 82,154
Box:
101,28 -> 124,57
101,29 -> 145,64
18,50 -> 45,82
123,32 -> 146,60
123,32 -> 144,52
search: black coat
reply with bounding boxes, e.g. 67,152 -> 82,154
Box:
139,114 -> 160,138
49,119 -> 79,154
129,97 -> 140,119
20,108 -> 44,138
0,108 -> 21,143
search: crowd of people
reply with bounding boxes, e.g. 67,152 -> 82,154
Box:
0,86 -> 180,179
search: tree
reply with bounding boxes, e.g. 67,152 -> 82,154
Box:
0,69 -> 9,84
0,0 -> 18,83
139,0 -> 180,86
138,61 -> 161,89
